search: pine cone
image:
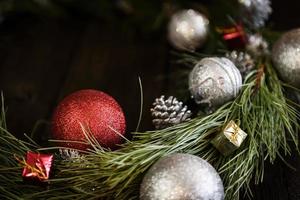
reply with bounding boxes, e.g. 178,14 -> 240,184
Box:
239,0 -> 272,29
58,149 -> 98,191
151,95 -> 192,129
225,50 -> 254,78
246,33 -> 269,56
59,149 -> 85,162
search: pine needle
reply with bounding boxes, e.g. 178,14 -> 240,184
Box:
0,59 -> 299,199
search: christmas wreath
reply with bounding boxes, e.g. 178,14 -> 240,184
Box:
0,0 -> 299,200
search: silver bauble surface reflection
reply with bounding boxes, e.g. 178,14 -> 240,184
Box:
140,153 -> 224,200
189,57 -> 242,109
168,9 -> 209,51
272,28 -> 300,88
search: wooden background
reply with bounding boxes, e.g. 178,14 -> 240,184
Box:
0,0 -> 299,199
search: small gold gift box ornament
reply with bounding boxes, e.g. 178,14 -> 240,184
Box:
211,120 -> 247,156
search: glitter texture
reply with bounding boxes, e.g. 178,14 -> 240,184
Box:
168,9 -> 209,51
51,89 -> 126,150
140,153 -> 224,200
272,28 -> 300,88
189,57 -> 242,110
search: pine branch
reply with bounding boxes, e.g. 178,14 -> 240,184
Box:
50,63 -> 298,200
0,58 -> 299,200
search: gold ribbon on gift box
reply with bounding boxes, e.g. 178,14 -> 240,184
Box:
211,120 -> 247,156
224,120 -> 247,147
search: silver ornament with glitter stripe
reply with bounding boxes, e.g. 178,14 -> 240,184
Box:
189,57 -> 242,110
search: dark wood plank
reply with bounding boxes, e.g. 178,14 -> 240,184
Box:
270,0 -> 300,30
286,150 -> 300,200
253,160 -> 289,200
0,18 -> 82,143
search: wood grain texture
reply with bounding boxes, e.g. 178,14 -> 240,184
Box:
0,17 -> 82,143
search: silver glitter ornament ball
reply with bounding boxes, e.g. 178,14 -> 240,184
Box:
168,9 -> 209,51
272,28 -> 300,88
140,153 -> 224,200
189,57 -> 242,109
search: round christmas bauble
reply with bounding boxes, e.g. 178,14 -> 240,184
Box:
168,9 -> 209,51
272,28 -> 300,88
189,57 -> 242,109
140,153 -> 224,200
51,89 -> 126,150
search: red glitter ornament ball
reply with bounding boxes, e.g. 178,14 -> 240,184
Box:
51,89 -> 126,150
